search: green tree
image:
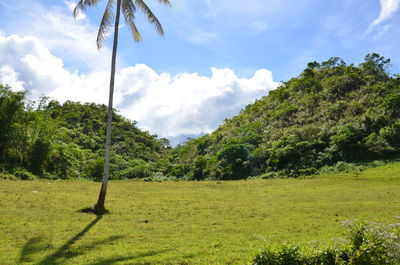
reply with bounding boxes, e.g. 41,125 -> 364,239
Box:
73,0 -> 171,214
0,85 -> 28,164
217,143 -> 251,180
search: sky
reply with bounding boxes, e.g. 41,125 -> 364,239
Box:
0,0 -> 399,145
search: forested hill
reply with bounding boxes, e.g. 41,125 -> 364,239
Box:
1,54 -> 400,181
0,89 -> 170,180
167,54 -> 400,180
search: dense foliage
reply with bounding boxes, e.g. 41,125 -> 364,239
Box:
0,85 -> 170,180
1,54 -> 400,180
166,54 -> 400,180
252,220 -> 400,265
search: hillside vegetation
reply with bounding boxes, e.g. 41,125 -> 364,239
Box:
167,54 -> 400,180
0,88 -> 169,180
1,53 -> 400,180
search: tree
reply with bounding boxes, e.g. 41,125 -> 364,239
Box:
0,85 -> 28,164
74,0 -> 170,215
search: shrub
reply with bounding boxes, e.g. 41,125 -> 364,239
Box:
297,167 -> 317,176
29,139 -> 51,175
217,143 -> 251,180
118,164 -> 153,179
143,172 -> 176,182
253,246 -> 306,265
190,155 -> 207,180
0,172 -> 17,180
380,122 -> 400,150
13,168 -> 37,180
381,93 -> 400,117
252,220 -> 400,265
329,124 -> 366,161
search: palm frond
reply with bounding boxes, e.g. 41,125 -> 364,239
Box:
134,0 -> 164,36
96,0 -> 115,48
73,0 -> 100,19
156,0 -> 171,7
122,0 -> 142,42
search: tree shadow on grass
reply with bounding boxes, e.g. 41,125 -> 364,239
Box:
18,215 -> 169,265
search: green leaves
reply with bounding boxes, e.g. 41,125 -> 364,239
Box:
0,85 -> 169,180
97,0 -> 115,48
73,0 -> 100,19
168,54 -> 400,179
253,221 -> 400,265
74,0 -> 170,48
134,0 -> 164,36
122,0 -> 141,42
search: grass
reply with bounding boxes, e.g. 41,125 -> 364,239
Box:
1,163 -> 400,264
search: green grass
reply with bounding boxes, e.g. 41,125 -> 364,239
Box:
1,163 -> 400,265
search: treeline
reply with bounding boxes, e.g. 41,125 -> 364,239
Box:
1,54 -> 400,181
0,86 -> 170,180
166,54 -> 400,180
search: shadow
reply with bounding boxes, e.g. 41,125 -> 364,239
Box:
87,256 -> 140,265
19,216 -> 130,265
19,216 -> 171,265
19,237 -> 52,263
36,215 -> 103,265
133,249 -> 171,259
88,249 -> 172,265
78,207 -> 109,216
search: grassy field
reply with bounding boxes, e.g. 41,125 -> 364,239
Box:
1,163 -> 400,265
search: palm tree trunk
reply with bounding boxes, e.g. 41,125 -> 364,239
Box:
94,0 -> 122,215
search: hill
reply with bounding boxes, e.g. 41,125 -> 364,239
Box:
1,53 -> 400,181
166,54 -> 400,180
0,87 -> 169,180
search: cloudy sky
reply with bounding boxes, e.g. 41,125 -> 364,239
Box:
0,0 -> 399,145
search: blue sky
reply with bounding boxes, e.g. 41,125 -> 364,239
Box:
0,0 -> 399,144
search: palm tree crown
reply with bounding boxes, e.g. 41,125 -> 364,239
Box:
74,0 -> 171,48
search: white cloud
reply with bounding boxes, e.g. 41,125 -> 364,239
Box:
119,66 -> 278,136
0,33 -> 278,138
0,33 -> 109,101
3,1 -> 111,72
0,65 -> 25,92
373,0 -> 400,26
368,0 -> 400,31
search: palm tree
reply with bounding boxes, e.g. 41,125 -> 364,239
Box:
74,0 -> 170,215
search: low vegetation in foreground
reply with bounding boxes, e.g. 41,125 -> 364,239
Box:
1,163 -> 399,264
253,220 -> 400,265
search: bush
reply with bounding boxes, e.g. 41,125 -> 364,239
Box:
381,92 -> 400,117
297,167 -> 317,176
217,143 -> 251,180
13,168 -> 37,180
329,124 -> 366,161
0,172 -> 17,180
252,220 -> 400,265
29,138 -> 51,175
380,122 -> 400,150
118,164 -> 153,179
253,246 -> 307,265
143,172 -> 177,182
